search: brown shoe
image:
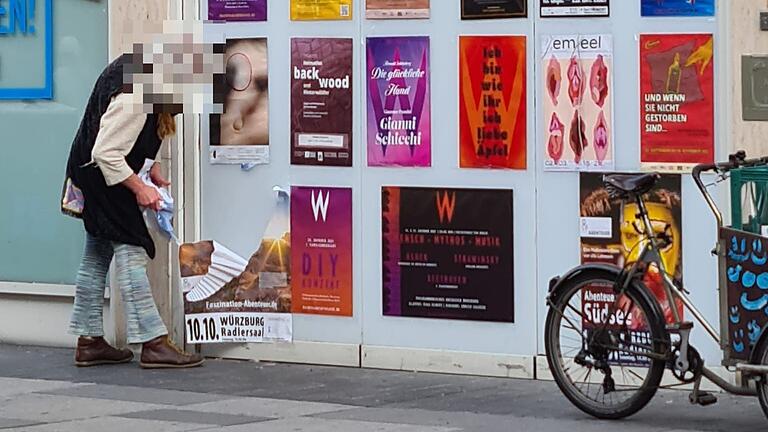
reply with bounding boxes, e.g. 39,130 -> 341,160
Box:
75,336 -> 133,367
140,335 -> 204,369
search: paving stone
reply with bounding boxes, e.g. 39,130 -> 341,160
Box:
0,417 -> 41,429
116,408 -> 271,426
0,394 -> 162,423
43,384 -> 233,406
0,378 -> 83,398
7,416 -> 205,432
183,396 -> 351,418
193,417 -> 460,432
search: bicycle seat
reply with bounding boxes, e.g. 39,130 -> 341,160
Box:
603,173 -> 660,196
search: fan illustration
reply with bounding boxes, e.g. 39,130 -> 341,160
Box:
181,241 -> 249,303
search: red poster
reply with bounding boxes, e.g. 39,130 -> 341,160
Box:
459,36 -> 527,169
290,186 -> 353,316
640,34 -> 714,171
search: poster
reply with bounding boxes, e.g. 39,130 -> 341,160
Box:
208,0 -> 267,21
579,173 -> 683,336
290,0 -> 353,20
382,187 -> 514,322
640,34 -> 714,171
641,0 -> 714,17
290,187 -> 353,316
540,0 -> 609,18
210,38 -> 270,165
461,0 -> 526,19
721,228 -> 768,362
542,34 -> 613,171
459,36 -> 527,169
366,37 -> 431,167
291,38 -> 353,167
181,190 -> 292,344
366,0 -> 430,19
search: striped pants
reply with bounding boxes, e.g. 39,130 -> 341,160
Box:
69,233 -> 168,344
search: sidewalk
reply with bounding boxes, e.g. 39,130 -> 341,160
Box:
0,344 -> 764,431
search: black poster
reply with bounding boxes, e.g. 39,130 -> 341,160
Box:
461,0 -> 527,19
382,187 -> 515,322
540,0 -> 609,17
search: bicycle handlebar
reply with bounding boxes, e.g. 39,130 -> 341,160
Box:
692,151 -> 768,228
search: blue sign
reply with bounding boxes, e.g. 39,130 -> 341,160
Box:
0,0 -> 53,99
641,0 -> 714,17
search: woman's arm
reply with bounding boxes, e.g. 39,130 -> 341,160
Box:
91,93 -> 147,186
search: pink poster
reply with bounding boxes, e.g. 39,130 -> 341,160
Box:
290,186 -> 353,316
366,36 -> 431,167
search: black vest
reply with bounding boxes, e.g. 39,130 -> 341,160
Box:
64,55 -> 163,258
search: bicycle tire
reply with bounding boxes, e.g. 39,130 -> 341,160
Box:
545,267 -> 669,419
754,333 -> 768,421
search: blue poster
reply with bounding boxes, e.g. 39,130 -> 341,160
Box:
641,0 -> 714,17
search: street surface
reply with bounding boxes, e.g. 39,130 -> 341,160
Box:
0,344 -> 764,431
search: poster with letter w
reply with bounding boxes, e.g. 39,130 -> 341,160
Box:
366,36 -> 431,167
459,35 -> 527,169
381,187 -> 514,322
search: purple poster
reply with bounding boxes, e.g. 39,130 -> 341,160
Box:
208,0 -> 267,21
366,36 -> 431,167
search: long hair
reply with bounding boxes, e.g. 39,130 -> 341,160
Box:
157,113 -> 177,141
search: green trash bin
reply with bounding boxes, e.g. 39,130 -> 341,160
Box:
730,166 -> 768,235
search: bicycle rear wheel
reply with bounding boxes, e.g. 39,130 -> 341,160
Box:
754,335 -> 768,421
545,268 -> 669,419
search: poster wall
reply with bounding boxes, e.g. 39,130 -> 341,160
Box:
365,0 -> 430,19
540,0 -> 609,18
382,187 -> 514,322
459,36 -> 527,169
208,0 -> 267,21
366,36 -> 431,167
291,38 -> 353,167
181,191 -> 292,343
290,187 -> 353,316
210,38 -> 270,165
579,173 -> 684,327
640,34 -> 714,171
641,0 -> 714,17
290,0 -> 353,20
461,0 -> 526,19
542,34 -> 613,171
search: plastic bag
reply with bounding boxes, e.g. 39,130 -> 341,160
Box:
138,159 -> 178,242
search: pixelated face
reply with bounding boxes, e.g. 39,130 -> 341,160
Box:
121,20 -> 225,115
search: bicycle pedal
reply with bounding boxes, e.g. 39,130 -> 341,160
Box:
689,391 -> 718,406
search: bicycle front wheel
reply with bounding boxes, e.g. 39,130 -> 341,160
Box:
545,268 -> 669,419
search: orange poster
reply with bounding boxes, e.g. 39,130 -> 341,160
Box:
459,36 -> 527,169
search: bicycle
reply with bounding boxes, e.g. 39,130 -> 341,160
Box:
544,151 -> 768,420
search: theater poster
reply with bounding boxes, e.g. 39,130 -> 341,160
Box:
540,0 -> 609,17
382,187 -> 514,322
208,0 -> 267,21
290,0 -> 352,20
641,0 -> 714,17
640,34 -> 714,171
542,34 -> 613,171
181,189 -> 292,344
366,37 -> 431,167
579,173 -> 683,330
460,36 -> 527,169
461,0 -> 526,19
291,38 -> 353,167
366,0 -> 430,19
210,38 -> 269,165
290,186 -> 353,316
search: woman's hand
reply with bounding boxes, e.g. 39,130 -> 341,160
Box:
149,163 -> 171,188
135,184 -> 163,211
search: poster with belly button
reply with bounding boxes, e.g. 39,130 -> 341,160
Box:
366,37 -> 431,167
290,0 -> 353,20
210,38 -> 270,165
541,34 -> 614,172
290,186 -> 353,316
459,35 -> 527,169
291,38 -> 353,167
640,34 -> 714,172
208,0 -> 267,21
365,0 -> 430,19
381,186 -> 514,322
